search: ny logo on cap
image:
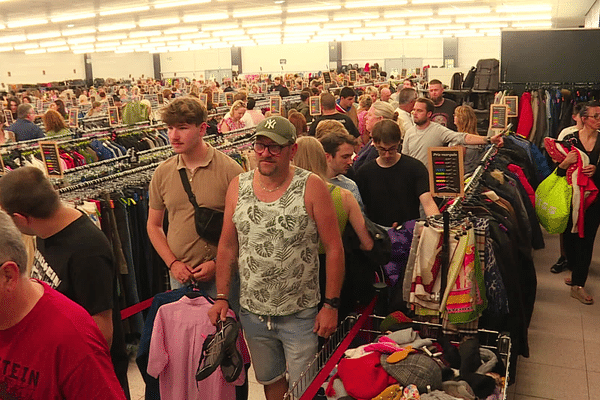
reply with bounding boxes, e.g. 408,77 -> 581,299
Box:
264,119 -> 277,129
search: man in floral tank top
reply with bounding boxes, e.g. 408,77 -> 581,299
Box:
210,116 -> 344,399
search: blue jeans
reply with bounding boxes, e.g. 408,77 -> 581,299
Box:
239,307 -> 318,393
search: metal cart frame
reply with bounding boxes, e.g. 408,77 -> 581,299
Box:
284,299 -> 511,400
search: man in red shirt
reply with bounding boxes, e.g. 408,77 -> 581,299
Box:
0,210 -> 126,400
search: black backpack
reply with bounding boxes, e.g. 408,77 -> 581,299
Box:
451,72 -> 464,90
463,67 -> 477,89
473,59 -> 499,91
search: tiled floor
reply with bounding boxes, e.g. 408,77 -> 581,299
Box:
128,232 -> 600,400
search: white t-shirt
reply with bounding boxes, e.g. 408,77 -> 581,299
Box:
396,108 -> 414,138
402,122 -> 467,167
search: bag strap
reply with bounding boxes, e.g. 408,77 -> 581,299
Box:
178,168 -> 201,210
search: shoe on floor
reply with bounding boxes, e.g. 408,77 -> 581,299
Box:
571,286 -> 594,305
551,256 -> 569,273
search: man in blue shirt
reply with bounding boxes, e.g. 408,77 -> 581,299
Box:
7,103 -> 45,142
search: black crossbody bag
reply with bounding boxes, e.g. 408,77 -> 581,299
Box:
178,169 -> 224,245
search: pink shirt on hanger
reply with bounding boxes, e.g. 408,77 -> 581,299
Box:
147,296 -> 246,400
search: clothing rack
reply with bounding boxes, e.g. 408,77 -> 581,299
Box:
63,144 -> 172,174
445,143 -> 500,217
58,162 -> 161,194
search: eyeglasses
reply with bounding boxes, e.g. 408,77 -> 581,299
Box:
375,145 -> 399,154
253,142 -> 287,156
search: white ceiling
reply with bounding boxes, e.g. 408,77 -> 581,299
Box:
0,0 -> 594,54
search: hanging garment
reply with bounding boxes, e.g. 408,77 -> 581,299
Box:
516,92 -> 533,138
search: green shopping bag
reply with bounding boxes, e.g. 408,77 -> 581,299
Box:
535,169 -> 572,234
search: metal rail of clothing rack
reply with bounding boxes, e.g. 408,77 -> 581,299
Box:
58,162 -> 161,194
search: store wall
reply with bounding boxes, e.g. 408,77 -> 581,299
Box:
241,43 -> 329,76
457,36 -> 501,69
91,52 -> 154,81
342,38 -> 445,69
0,53 -> 85,87
0,36 -> 502,87
159,48 -> 232,80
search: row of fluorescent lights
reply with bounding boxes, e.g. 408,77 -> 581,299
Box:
0,20 -> 548,55
0,1 -> 552,29
0,2 -> 552,54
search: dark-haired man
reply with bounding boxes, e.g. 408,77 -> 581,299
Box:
0,166 -> 130,397
147,97 -> 243,298
429,79 -> 458,130
319,130 -> 364,209
308,93 -> 360,138
335,86 -> 359,128
403,98 -> 503,168
296,90 -> 313,123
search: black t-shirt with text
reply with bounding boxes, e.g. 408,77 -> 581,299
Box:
33,214 -> 129,392
356,155 -> 430,227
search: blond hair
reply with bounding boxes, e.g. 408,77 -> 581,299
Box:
293,136 -> 328,179
315,119 -> 347,139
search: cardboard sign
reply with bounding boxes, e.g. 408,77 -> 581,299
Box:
107,96 -> 115,107
428,147 -> 464,198
3,110 -> 13,125
225,92 -> 234,107
68,108 -> 79,128
322,71 -> 332,84
349,70 -> 357,83
39,141 -> 64,178
108,107 -> 120,127
199,93 -> 208,107
270,96 -> 282,115
503,96 -> 519,117
490,104 -> 509,131
309,96 -> 321,116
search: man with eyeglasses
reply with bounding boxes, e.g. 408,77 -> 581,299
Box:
209,116 -> 344,400
403,97 -> 503,168
356,119 -> 439,228
7,103 -> 45,142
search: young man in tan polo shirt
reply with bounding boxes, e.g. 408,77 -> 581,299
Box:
147,97 -> 243,302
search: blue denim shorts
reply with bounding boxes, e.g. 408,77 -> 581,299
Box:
239,307 -> 318,389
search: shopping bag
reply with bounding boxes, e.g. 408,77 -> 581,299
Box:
535,169 -> 572,234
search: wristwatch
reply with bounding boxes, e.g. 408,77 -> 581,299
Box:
486,136 -> 492,144
323,297 -> 341,309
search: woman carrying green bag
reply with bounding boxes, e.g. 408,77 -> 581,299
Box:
547,101 -> 600,305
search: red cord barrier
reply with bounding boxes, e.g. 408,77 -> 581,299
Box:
120,297 -> 155,320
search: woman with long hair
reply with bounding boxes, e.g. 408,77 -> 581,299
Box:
43,110 -> 70,137
293,136 -> 373,252
454,105 -> 478,135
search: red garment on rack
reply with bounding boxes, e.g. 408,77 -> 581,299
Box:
516,92 -> 533,138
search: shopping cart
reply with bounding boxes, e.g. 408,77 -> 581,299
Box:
284,299 -> 511,400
